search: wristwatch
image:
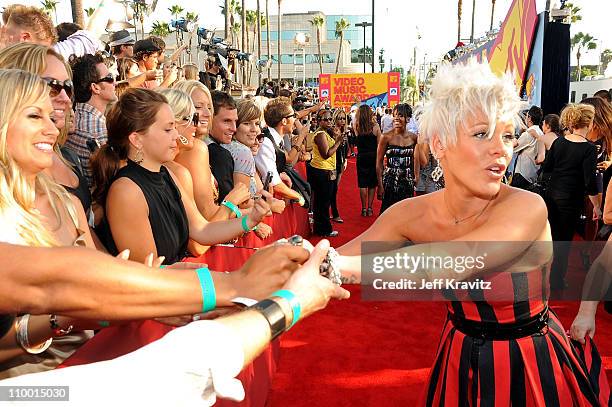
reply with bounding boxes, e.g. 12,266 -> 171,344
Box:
248,299 -> 287,340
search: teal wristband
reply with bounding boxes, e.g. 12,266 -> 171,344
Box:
222,200 -> 242,218
272,289 -> 301,329
97,320 -> 110,328
195,267 -> 216,313
240,214 -> 252,232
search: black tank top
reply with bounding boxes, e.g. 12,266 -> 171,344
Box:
97,160 -> 189,264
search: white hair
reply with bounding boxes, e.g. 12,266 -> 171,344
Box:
418,59 -> 526,148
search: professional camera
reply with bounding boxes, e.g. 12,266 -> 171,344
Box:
171,18 -> 195,33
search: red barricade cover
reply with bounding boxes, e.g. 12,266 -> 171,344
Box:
59,201 -> 310,407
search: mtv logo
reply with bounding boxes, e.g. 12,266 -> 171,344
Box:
321,89 -> 329,97
389,88 -> 398,96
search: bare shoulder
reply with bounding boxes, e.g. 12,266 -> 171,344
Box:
496,185 -> 547,216
107,177 -> 146,209
378,192 -> 439,238
165,162 -> 193,189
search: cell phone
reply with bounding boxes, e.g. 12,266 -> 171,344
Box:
263,171 -> 273,191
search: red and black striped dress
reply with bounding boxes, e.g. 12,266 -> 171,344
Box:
420,269 -> 610,406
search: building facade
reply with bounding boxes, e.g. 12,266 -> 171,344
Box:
259,11 -> 374,85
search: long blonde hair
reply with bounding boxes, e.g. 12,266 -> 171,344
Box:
0,69 -> 73,247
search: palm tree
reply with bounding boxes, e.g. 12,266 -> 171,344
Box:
185,12 -> 198,63
256,0 -> 262,85
571,32 -> 597,81
150,21 -> 171,39
245,10 -> 258,84
490,0 -> 496,31
266,0 -> 271,80
168,5 -> 184,55
276,0 -> 283,82
40,0 -> 59,24
70,0 -> 84,26
224,0 -> 231,42
334,18 -> 350,74
562,2 -> 582,23
84,7 -> 95,18
309,15 -> 325,75
457,0 -> 463,43
600,49 -> 612,75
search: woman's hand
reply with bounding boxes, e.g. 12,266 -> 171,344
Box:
282,239 -> 350,320
270,198 -> 286,214
249,190 -> 272,225
254,222 -> 273,239
279,172 -> 292,188
225,183 -> 251,206
597,160 -> 611,171
116,249 -> 165,268
232,243 -> 310,300
377,184 -> 384,200
570,312 -> 596,344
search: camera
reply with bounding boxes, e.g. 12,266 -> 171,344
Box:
171,18 -> 195,33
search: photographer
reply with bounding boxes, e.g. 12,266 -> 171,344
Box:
200,54 -> 231,93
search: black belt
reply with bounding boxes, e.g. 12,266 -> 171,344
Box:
449,307 -> 549,340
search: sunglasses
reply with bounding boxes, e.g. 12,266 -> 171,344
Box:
178,112 -> 200,127
320,117 -> 332,122
284,112 -> 298,119
95,74 -> 115,84
43,78 -> 73,100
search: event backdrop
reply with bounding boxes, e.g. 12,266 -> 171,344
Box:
319,72 -> 401,109
455,0 -> 539,90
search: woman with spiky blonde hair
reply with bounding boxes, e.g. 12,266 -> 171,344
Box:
0,69 -> 96,378
337,60 -> 610,405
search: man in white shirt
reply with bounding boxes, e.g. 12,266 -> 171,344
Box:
380,108 -> 393,133
512,106 -> 544,188
256,97 -> 306,203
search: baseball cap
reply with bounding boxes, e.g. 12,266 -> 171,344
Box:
133,38 -> 161,55
109,30 -> 135,47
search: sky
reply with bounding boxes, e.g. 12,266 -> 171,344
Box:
8,0 -> 612,69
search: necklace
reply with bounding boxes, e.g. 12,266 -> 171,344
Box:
443,192 -> 494,225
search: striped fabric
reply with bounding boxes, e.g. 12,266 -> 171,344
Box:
421,271 -> 610,406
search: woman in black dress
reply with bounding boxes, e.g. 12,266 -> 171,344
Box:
377,103 -> 418,213
354,105 -> 382,216
91,89 -> 270,264
542,103 -> 602,289
330,108 -> 351,222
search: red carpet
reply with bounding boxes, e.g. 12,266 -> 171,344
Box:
269,156 -> 612,406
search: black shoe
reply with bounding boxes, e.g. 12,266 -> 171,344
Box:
331,217 -> 344,223
361,209 -> 367,217
321,230 -> 339,237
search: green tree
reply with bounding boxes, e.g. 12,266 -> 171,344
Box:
185,11 -> 198,23
561,2 -> 582,23
571,32 -> 597,81
150,21 -> 171,39
84,7 -> 95,17
309,15 -> 325,75
40,0 -> 59,24
600,49 -> 612,74
334,18 -> 351,74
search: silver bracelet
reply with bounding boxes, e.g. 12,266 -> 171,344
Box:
15,315 -> 53,354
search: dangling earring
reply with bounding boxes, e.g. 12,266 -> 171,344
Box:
178,135 -> 189,145
431,157 -> 443,182
133,147 -> 144,164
